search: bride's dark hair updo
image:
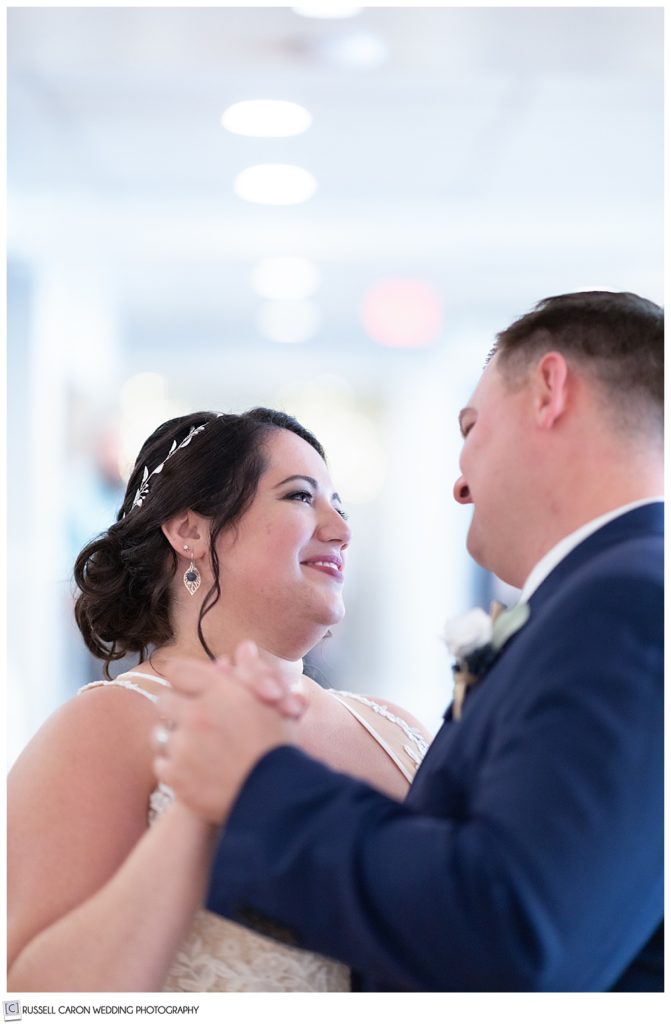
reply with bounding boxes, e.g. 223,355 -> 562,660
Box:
74,407 -> 326,677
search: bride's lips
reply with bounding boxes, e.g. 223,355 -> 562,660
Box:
301,557 -> 344,583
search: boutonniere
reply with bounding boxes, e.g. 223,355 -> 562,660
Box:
443,601 -> 530,720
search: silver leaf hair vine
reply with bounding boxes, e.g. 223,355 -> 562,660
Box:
123,415 -> 222,517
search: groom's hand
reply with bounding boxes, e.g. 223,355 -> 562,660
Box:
153,644 -> 307,824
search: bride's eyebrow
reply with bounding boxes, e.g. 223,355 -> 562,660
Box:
273,474 -> 342,504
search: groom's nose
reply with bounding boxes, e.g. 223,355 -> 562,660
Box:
453,475 -> 472,504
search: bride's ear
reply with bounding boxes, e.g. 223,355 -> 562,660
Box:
161,511 -> 209,560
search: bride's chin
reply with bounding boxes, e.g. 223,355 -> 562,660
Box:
288,613 -> 344,657
322,601 -> 345,626
304,590 -> 345,626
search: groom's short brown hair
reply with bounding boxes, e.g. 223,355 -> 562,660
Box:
491,291 -> 663,436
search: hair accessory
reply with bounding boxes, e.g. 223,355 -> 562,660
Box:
125,417 -> 222,516
183,548 -> 202,597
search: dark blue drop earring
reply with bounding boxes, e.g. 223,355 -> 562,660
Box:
183,544 -> 201,596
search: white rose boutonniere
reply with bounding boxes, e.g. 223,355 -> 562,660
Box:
443,607 -> 494,659
444,601 -> 530,720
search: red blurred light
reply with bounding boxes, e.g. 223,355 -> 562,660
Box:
362,278 -> 442,348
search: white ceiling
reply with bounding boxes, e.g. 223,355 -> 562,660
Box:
7,5 -> 664,359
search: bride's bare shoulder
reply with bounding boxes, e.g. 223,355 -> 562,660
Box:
52,675 -> 159,733
9,677 -> 160,801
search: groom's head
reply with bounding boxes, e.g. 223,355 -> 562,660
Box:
454,291 -> 663,587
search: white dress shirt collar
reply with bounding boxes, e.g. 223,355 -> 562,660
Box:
519,497 -> 664,604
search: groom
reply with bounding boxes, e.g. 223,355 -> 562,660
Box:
155,290 -> 663,991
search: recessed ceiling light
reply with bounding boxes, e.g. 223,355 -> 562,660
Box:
221,100 -> 312,138
234,164 -> 317,205
252,257 -> 321,301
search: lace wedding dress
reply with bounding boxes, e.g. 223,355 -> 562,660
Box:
79,672 -> 428,992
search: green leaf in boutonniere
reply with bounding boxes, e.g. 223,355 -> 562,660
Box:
444,600 -> 530,720
491,601 -> 530,650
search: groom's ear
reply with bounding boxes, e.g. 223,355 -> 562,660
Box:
531,351 -> 570,430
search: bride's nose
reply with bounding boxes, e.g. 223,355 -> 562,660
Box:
453,475 -> 472,504
316,505 -> 352,546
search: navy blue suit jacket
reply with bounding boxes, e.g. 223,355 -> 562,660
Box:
206,503 -> 664,991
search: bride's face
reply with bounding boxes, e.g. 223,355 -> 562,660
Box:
213,428 -> 351,654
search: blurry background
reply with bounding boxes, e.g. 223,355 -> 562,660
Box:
7,4 -> 663,764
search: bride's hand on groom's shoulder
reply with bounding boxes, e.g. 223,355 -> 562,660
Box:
152,647 -> 307,824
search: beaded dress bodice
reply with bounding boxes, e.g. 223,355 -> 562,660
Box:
78,672 -> 427,992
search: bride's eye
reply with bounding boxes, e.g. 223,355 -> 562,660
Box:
286,490 -> 314,505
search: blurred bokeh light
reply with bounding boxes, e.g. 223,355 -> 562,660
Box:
222,99 -> 312,138
362,278 -> 443,348
234,164 -> 317,205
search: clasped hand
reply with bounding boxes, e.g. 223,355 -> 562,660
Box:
153,642 -> 308,824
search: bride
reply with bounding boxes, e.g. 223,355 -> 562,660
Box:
8,407 -> 432,992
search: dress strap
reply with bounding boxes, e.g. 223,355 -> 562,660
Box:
120,671 -> 171,688
328,690 -> 427,784
77,671 -> 170,705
